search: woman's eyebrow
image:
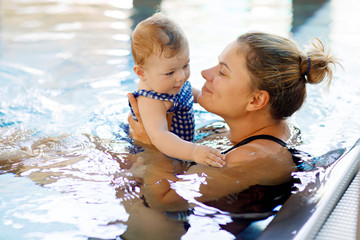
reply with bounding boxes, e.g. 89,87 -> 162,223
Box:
219,61 -> 231,72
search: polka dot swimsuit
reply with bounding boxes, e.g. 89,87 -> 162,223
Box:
130,81 -> 195,142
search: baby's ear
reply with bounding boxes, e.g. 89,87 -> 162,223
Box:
133,65 -> 146,81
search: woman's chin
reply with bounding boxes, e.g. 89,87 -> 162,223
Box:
197,93 -> 211,110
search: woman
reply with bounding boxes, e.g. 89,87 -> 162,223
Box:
128,32 -> 337,215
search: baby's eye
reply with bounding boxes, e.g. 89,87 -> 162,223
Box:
183,64 -> 189,69
219,71 -> 225,76
165,71 -> 175,76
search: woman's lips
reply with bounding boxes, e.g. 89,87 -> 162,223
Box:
202,85 -> 212,94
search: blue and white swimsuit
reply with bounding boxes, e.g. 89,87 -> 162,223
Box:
130,81 -> 195,142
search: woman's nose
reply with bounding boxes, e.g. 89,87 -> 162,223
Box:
201,67 -> 214,82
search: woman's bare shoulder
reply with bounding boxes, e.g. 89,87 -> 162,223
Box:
225,141 -> 296,185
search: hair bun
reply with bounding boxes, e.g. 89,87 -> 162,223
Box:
304,38 -> 338,85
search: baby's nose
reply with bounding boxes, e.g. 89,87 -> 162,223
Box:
177,70 -> 186,81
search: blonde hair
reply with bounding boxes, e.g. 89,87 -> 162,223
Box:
237,32 -> 338,119
131,13 -> 188,67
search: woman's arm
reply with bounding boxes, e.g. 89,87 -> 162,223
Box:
142,154 -> 252,211
143,144 -> 295,211
142,151 -> 190,211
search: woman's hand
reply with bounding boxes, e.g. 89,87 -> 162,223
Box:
127,93 -> 174,145
127,93 -> 152,145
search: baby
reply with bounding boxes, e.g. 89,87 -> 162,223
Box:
128,13 -> 225,167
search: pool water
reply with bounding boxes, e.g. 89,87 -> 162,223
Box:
1,0 -> 360,239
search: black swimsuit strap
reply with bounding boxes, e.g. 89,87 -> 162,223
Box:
222,134 -> 287,154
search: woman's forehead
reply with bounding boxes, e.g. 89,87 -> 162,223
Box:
219,41 -> 246,67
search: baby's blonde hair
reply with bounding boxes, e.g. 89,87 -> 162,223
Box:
131,13 -> 188,67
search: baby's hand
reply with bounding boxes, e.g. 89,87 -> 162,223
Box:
191,144 -> 226,167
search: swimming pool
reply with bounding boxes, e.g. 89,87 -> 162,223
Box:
1,0 -> 359,239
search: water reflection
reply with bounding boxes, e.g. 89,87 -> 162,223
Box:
0,0 -> 138,134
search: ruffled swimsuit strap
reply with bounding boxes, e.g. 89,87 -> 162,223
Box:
130,89 -> 178,121
130,81 -> 194,142
133,89 -> 178,102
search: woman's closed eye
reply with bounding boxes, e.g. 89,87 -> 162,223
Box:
217,64 -> 227,77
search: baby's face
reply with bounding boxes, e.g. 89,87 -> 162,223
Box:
142,46 -> 190,94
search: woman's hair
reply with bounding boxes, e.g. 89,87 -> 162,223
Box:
131,13 -> 188,67
237,32 -> 338,120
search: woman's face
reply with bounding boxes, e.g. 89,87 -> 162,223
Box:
198,41 -> 255,119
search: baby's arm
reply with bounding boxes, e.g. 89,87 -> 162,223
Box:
191,87 -> 201,103
137,97 -> 225,167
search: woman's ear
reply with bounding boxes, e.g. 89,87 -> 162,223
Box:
246,90 -> 270,111
133,65 -> 146,81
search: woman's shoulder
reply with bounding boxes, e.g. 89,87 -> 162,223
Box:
225,138 -> 283,160
225,140 -> 295,185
